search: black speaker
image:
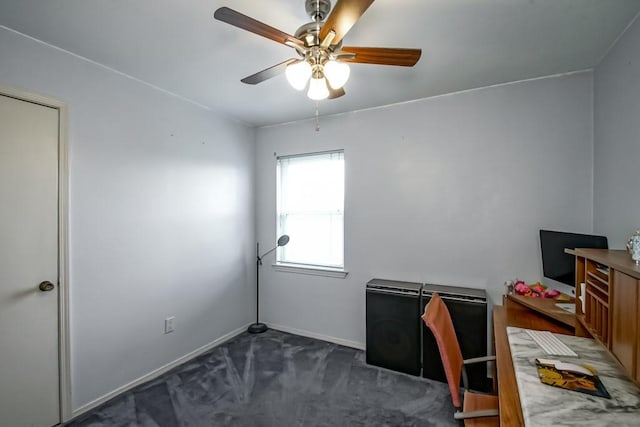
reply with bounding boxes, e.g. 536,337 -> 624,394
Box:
421,284 -> 489,391
366,279 -> 422,376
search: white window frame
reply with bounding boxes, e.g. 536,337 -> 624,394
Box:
274,150 -> 348,278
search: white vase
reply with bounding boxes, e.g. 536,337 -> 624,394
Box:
627,230 -> 640,265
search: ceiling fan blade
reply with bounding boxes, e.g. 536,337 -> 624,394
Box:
241,58 -> 299,85
328,86 -> 346,99
319,0 -> 375,46
338,47 -> 422,66
214,7 -> 304,48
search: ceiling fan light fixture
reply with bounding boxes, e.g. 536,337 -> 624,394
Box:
307,76 -> 329,100
323,60 -> 350,89
285,60 -> 312,90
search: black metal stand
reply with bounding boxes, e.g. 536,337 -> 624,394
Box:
248,242 -> 268,334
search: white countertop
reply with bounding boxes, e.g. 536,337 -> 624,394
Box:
507,327 -> 640,426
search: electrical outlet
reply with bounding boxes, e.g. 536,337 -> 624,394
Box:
164,316 -> 175,334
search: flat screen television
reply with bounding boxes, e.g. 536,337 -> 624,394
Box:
540,229 -> 608,295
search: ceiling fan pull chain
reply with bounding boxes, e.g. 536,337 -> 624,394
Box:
315,102 -> 321,132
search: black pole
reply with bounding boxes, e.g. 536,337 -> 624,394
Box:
248,242 -> 267,334
256,242 -> 260,323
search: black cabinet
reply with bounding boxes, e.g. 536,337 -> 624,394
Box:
421,284 -> 489,391
365,279 -> 422,376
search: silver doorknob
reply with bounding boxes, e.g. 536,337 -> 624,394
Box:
38,281 -> 55,292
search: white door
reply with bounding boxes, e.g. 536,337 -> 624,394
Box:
0,94 -> 60,426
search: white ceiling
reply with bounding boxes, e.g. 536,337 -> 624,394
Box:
1,0 -> 639,127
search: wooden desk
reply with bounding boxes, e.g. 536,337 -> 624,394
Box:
493,295 -> 575,426
505,294 -> 575,329
567,248 -> 640,384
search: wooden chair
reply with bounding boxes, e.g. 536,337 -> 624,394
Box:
421,292 -> 499,426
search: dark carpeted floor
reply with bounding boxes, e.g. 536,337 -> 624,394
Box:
65,329 -> 458,427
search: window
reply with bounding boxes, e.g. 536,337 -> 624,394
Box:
276,150 -> 344,270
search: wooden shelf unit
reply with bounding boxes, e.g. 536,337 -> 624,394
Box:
584,259 -> 610,343
568,248 -> 640,384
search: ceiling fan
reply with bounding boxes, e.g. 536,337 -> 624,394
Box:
214,0 -> 422,100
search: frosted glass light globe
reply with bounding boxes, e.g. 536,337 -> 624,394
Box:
307,76 -> 329,100
323,60 -> 350,89
285,61 -> 312,90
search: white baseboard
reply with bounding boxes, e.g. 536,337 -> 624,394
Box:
268,323 -> 365,350
71,323 -> 251,419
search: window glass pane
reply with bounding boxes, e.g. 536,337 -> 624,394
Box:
281,156 -> 344,213
279,213 -> 343,267
277,151 -> 344,268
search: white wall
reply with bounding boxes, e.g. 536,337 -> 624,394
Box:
0,27 -> 255,411
256,73 -> 594,347
593,17 -> 640,248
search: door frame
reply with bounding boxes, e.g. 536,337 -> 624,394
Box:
0,84 -> 71,422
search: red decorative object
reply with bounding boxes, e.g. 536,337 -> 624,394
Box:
513,281 -> 561,299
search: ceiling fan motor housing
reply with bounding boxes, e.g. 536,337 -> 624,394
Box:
306,0 -> 331,22
295,22 -> 340,50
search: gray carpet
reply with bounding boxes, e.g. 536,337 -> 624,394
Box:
65,329 -> 458,426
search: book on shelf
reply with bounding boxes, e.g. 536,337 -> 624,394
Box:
555,303 -> 576,314
534,358 -> 610,399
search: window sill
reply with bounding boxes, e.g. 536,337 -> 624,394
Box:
272,263 -> 348,279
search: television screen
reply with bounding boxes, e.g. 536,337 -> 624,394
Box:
540,230 -> 608,289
